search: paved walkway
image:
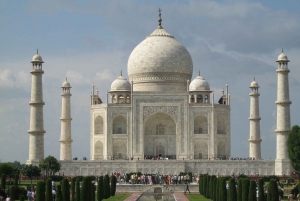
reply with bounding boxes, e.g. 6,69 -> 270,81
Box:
173,192 -> 189,201
123,192 -> 143,201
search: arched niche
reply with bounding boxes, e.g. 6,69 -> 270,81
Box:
113,140 -> 127,159
94,141 -> 103,159
94,116 -> 104,135
197,94 -> 203,103
194,115 -> 208,134
217,141 -> 226,157
144,112 -> 176,157
217,115 -> 226,134
194,141 -> 208,159
112,115 -> 127,134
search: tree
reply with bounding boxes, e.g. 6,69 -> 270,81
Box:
56,184 -> 62,201
46,178 -> 52,201
36,181 -> 46,201
75,178 -> 80,201
249,180 -> 256,201
97,176 -> 104,201
287,125 -> 300,172
242,179 -> 250,201
62,178 -> 70,201
20,165 -> 41,186
219,178 -> 227,201
258,178 -> 265,201
237,178 -> 244,201
267,179 -> 279,201
1,174 -> 6,190
103,175 -> 110,199
10,185 -> 17,201
71,177 -> 76,201
0,163 -> 14,177
228,178 -> 237,201
81,176 -> 89,201
14,174 -> 19,187
110,175 -> 116,196
39,156 -> 61,178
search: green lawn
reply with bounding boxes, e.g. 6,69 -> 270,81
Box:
185,194 -> 211,201
102,194 -> 130,201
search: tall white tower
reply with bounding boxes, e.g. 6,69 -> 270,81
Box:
248,79 -> 262,160
59,79 -> 73,160
275,50 -> 292,175
27,50 -> 45,164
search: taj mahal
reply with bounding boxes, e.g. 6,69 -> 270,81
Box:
26,11 -> 292,176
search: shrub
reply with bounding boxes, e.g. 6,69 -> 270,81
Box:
242,179 -> 250,201
36,181 -> 46,201
212,177 -> 217,201
81,176 -> 91,201
14,174 -> 19,187
10,185 -> 17,201
56,184 -> 62,201
103,174 -> 110,199
91,182 -> 95,201
49,175 -> 64,182
1,175 -> 6,190
75,179 -> 80,201
228,178 -> 237,201
62,178 -> 70,201
19,195 -> 25,201
110,175 -> 116,196
267,179 -> 279,201
249,180 -> 256,201
97,176 -> 104,201
237,178 -> 244,201
46,178 -> 52,201
258,178 -> 265,201
206,175 -> 211,199
263,176 -> 279,183
219,178 -> 227,201
71,177 -> 76,201
215,178 -> 219,201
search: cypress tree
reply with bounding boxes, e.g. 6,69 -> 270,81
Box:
249,180 -> 256,201
219,178 -> 227,201
258,178 -> 264,201
91,178 -> 95,201
205,175 -> 209,198
71,177 -> 76,201
14,174 -> 19,187
228,178 -> 237,201
1,175 -> 6,190
19,195 -> 25,201
75,179 -> 80,201
110,175 -> 117,196
204,175 -> 208,197
62,178 -> 70,201
237,178 -> 244,201
56,184 -> 62,201
81,177 -> 88,201
198,174 -> 201,194
242,179 -> 250,201
103,174 -> 110,199
267,179 -> 279,201
200,175 -> 205,195
209,175 -> 215,199
36,181 -> 46,201
216,178 -> 220,201
97,176 -> 104,201
86,177 -> 91,201
212,177 -> 217,201
46,178 -> 52,201
10,185 -> 16,201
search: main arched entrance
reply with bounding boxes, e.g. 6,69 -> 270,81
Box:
144,112 -> 176,159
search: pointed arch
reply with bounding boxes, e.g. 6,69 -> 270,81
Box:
194,115 -> 208,134
94,141 -> 103,159
217,141 -> 226,157
113,140 -> 127,159
113,115 -> 127,134
94,116 -> 104,134
197,94 -> 203,103
194,141 -> 208,159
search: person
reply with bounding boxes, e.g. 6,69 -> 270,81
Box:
52,189 -> 56,201
5,196 -> 10,201
288,192 -> 294,201
297,193 -> 300,201
27,190 -> 32,201
184,180 -> 191,194
31,191 -> 35,201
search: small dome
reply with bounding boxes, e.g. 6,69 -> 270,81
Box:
62,80 -> 71,88
189,76 -> 210,91
110,76 -> 131,91
277,52 -> 289,61
250,80 -> 259,88
31,53 -> 44,63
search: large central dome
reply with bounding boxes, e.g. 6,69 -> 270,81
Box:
127,17 -> 193,92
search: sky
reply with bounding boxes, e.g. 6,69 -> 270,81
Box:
1,0 -> 300,163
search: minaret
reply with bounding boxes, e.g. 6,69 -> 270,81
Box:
248,79 -> 262,160
60,78 -> 73,160
275,50 -> 292,175
27,50 -> 46,164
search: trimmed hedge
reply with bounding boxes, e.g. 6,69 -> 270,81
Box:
62,178 -> 70,201
75,178 -> 80,201
242,179 -> 250,201
228,178 -> 237,201
19,195 -> 25,201
10,186 -> 17,201
1,175 -> 6,190
267,179 -> 279,201
46,178 -> 52,201
249,180 -> 256,201
237,178 -> 243,201
56,184 -> 62,201
103,174 -> 110,199
258,178 -> 265,201
110,175 -> 116,196
97,176 -> 104,201
71,177 -> 76,201
36,181 -> 46,201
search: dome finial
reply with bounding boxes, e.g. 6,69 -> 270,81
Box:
158,8 -> 162,29
120,69 -> 122,76
198,70 -> 200,76
66,77 -> 67,81
282,48 -> 283,53
254,77 -> 255,81
37,49 -> 38,54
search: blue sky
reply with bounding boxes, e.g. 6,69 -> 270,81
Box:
1,0 -> 300,163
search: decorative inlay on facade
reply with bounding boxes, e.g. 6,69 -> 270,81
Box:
143,106 -> 178,120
